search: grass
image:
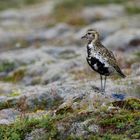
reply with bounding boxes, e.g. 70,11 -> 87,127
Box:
7,90 -> 21,97
1,98 -> 140,139
1,68 -> 26,83
0,0 -> 43,11
52,0 -> 126,25
55,0 -> 125,9
0,115 -> 60,140
0,61 -> 15,73
125,4 -> 140,15
52,0 -> 140,26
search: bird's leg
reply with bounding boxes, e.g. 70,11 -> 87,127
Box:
100,75 -> 103,92
103,76 -> 107,92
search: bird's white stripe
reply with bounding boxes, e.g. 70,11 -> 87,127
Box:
93,64 -> 98,70
87,43 -> 110,67
88,43 -> 93,49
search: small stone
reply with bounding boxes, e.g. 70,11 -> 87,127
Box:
88,124 -> 99,133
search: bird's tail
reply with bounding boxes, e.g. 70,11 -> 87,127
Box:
118,71 -> 126,78
115,65 -> 126,78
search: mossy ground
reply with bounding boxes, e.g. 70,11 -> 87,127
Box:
52,0 -> 140,26
0,61 -> 15,73
1,98 -> 140,140
0,0 -> 44,11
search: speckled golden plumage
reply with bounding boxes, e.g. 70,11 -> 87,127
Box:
81,29 -> 126,93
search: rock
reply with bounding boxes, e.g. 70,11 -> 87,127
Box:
0,108 -> 20,124
0,47 -> 54,65
25,128 -> 46,140
82,4 -> 125,22
75,15 -> 140,42
88,124 -> 99,133
69,122 -> 88,137
37,23 -> 73,40
0,82 -> 19,95
0,10 -> 22,20
103,28 -> 140,50
131,62 -> 140,76
0,46 -> 84,85
56,99 -> 73,115
0,1 -> 54,20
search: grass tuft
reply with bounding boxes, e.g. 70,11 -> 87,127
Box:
0,0 -> 43,11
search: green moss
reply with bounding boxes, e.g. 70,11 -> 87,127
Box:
0,101 -> 10,110
125,4 -> 140,14
3,69 -> 26,83
0,0 -> 43,11
0,117 -> 41,140
113,98 -> 140,110
53,0 -> 125,24
0,61 -> 15,73
8,90 -> 21,97
133,52 -> 140,63
134,51 -> 140,57
99,113 -> 133,127
66,135 -> 84,140
0,115 -> 59,140
1,97 -> 140,139
55,0 -> 125,9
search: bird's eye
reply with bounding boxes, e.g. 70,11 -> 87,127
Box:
87,33 -> 91,35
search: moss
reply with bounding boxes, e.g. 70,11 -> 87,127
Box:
56,106 -> 73,115
0,101 -> 10,110
113,98 -> 140,110
66,135 -> 84,140
125,4 -> 140,15
0,61 -> 15,73
0,117 -> 41,140
132,52 -> 140,63
0,62 -> 27,83
0,115 -> 59,140
99,113 -> 133,127
55,0 -> 125,10
26,95 -> 63,112
1,97 -> 140,139
8,90 -> 21,97
3,69 -> 26,83
53,0 -> 125,24
134,51 -> 140,57
70,68 -> 96,81
0,0 -> 43,11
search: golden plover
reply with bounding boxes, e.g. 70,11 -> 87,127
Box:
81,29 -> 126,93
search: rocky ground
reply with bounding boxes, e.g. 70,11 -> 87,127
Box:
0,0 -> 140,139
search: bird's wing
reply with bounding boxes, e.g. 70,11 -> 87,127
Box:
99,45 -> 117,65
99,45 -> 126,78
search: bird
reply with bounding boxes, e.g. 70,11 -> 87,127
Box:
81,29 -> 126,93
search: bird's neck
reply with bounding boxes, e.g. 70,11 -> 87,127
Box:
87,39 -> 100,49
87,40 -> 102,57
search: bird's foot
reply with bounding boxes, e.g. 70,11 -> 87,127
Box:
91,85 -> 107,95
91,85 -> 100,91
100,90 -> 105,95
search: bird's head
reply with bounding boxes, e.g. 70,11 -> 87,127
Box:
81,29 -> 99,43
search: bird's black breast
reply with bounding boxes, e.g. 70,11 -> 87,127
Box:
87,57 -> 110,76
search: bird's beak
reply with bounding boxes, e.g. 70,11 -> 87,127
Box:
81,35 -> 86,39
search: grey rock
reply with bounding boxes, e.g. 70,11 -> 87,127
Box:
0,1 -> 54,20
25,128 -> 46,140
82,4 -> 125,22
0,10 -> 22,20
40,23 -> 73,40
69,122 -> 88,137
88,124 -> 99,133
103,28 -> 140,50
131,63 -> 140,76
0,108 -> 20,124
75,15 -> 140,42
